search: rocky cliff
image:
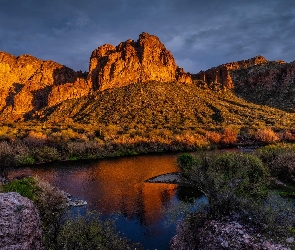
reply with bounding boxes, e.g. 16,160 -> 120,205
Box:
0,52 -> 91,120
193,55 -> 268,89
88,32 -> 191,91
230,59 -> 295,110
192,55 -> 295,110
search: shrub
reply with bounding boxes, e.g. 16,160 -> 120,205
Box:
220,127 -> 238,145
177,153 -> 197,178
255,144 -> 295,183
23,131 -> 48,146
254,128 -> 279,143
33,146 -> 61,162
15,154 -> 35,165
178,153 -> 269,217
205,131 -> 221,144
278,130 -> 295,142
3,177 -> 40,200
267,152 -> 295,183
56,212 -> 141,250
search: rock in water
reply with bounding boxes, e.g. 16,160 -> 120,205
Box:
0,192 -> 43,250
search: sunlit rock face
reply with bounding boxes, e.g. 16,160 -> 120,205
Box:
88,32 -> 192,91
0,52 -> 90,120
193,55 -> 268,89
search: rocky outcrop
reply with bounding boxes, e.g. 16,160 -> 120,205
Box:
229,60 -> 295,110
0,192 -> 43,250
0,52 -> 91,120
193,55 -> 295,110
88,32 -> 192,91
176,67 -> 193,84
170,219 -> 291,250
193,55 -> 268,89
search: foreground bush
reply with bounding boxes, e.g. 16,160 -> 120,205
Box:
255,144 -> 295,183
3,176 -> 39,200
3,177 -> 140,250
176,152 -> 295,247
178,152 -> 269,217
57,213 -> 141,250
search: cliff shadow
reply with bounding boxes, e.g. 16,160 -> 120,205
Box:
4,83 -> 24,107
24,66 -> 88,120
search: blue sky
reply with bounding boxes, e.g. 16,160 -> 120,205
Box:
1,0 -> 295,73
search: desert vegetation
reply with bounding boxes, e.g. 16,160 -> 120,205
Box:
1,82 -> 295,167
174,147 -> 295,249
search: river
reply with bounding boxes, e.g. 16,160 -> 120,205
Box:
6,149 -> 246,249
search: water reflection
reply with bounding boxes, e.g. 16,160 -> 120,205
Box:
7,154 -> 206,249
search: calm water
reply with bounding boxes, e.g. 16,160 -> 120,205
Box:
7,150 -> 245,249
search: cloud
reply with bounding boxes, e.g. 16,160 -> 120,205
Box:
1,0 -> 295,72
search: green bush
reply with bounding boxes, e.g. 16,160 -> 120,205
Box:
255,144 -> 295,183
56,213 -> 141,250
15,154 -> 35,165
177,153 -> 197,178
3,177 -> 40,200
33,146 -> 61,162
178,152 -> 269,217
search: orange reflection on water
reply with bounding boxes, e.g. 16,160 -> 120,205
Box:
9,154 -> 180,225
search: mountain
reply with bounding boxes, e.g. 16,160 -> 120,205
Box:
0,52 -> 90,121
193,56 -> 295,111
37,81 -> 295,131
0,32 -> 192,121
0,32 -> 295,128
88,32 -> 192,91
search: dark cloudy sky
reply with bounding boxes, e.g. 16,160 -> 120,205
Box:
1,0 -> 295,73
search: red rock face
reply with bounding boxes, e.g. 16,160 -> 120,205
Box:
0,52 -> 91,120
231,60 -> 295,90
88,32 -> 192,91
193,55 -> 268,89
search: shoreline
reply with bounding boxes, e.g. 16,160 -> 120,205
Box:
0,140 -> 264,169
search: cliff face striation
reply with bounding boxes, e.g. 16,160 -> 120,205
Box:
230,59 -> 295,110
0,52 -> 91,120
88,32 -> 192,91
193,55 -> 268,89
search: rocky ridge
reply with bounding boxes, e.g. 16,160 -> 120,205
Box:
0,52 -> 91,120
193,55 -> 268,89
230,60 -> 295,110
1,32 -> 295,120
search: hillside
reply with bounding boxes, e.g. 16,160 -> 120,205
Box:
35,81 -> 295,132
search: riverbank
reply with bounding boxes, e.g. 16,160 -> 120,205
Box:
0,132 -> 292,169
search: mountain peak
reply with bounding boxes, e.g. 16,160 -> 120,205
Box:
88,32 -> 192,91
